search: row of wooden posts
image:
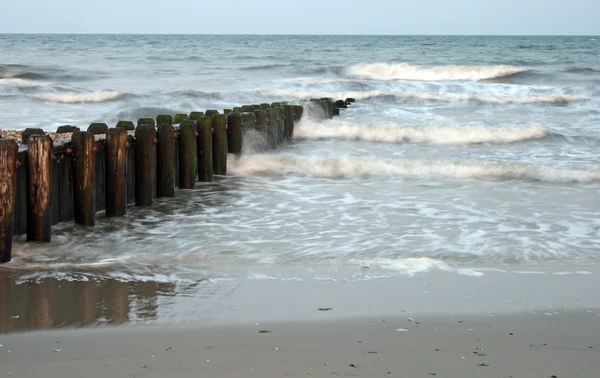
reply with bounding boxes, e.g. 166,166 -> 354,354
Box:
0,98 -> 354,264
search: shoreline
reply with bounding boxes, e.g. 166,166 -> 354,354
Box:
1,309 -> 599,377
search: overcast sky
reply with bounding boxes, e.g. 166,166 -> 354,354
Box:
2,0 -> 598,35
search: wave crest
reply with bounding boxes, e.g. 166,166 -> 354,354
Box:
262,88 -> 581,105
347,63 -> 530,81
33,91 -> 129,103
228,155 -> 600,183
294,121 -> 550,145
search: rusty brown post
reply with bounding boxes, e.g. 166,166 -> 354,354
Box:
212,115 -> 227,175
178,120 -> 198,189
0,139 -> 18,263
71,131 -> 96,226
197,117 -> 213,182
227,112 -> 243,156
156,124 -> 176,197
27,135 -> 53,242
134,125 -> 157,206
105,128 -> 128,217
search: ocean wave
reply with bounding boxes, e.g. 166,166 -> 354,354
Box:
241,63 -> 291,71
566,67 -> 600,75
0,78 -> 53,89
262,88 -> 583,105
346,63 -> 530,81
294,121 -> 550,145
176,89 -> 225,100
33,90 -> 129,103
350,257 -> 484,277
228,155 -> 600,183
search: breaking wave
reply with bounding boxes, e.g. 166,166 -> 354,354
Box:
347,63 -> 530,81
33,90 -> 129,103
228,155 -> 600,183
294,121 -> 550,145
262,88 -> 582,105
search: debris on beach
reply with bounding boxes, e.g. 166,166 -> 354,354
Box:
349,364 -> 358,368
259,330 -> 271,333
318,308 -> 333,311
396,328 -> 410,332
54,348 -> 62,352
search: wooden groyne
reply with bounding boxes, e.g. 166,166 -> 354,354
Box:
0,98 -> 354,263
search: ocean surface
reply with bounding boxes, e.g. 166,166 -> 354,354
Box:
1,35 -> 599,330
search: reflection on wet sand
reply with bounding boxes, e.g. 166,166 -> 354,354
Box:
0,273 -> 176,333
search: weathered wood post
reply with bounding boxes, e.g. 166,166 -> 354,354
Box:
294,105 -> 304,122
196,117 -> 213,182
26,135 -> 53,242
284,105 -> 295,140
227,112 -> 243,156
156,115 -> 173,126
137,118 -> 156,128
116,121 -> 135,131
276,107 -> 285,143
189,112 -> 204,120
88,123 -> 108,135
178,120 -> 198,189
212,115 -> 227,175
0,139 -> 18,263
252,110 -> 267,151
174,114 -> 189,124
105,128 -> 128,217
134,125 -> 157,206
71,131 -> 96,226
156,124 -> 176,197
21,128 -> 45,144
267,108 -> 278,149
205,110 -> 220,117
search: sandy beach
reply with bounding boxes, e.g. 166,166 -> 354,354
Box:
1,267 -> 599,377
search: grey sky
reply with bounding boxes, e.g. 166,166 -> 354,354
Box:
2,0 -> 599,35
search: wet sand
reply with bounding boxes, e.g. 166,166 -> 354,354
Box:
1,267 -> 599,376
1,311 -> 599,378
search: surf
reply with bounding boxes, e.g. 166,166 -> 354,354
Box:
346,63 -> 530,81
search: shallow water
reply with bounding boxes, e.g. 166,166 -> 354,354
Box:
1,35 -> 599,331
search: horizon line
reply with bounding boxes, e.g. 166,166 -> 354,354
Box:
0,32 -> 599,37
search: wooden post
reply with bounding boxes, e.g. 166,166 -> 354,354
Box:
174,114 -> 189,124
105,128 -> 128,217
116,121 -> 135,131
252,110 -> 267,151
0,139 -> 18,263
206,110 -> 220,117
197,117 -> 213,182
189,112 -> 204,120
71,131 -> 96,226
88,123 -> 108,135
267,108 -> 278,149
156,124 -> 176,197
26,135 -> 53,242
211,115 -> 227,175
227,112 -> 243,156
156,115 -> 173,125
284,105 -> 295,140
21,128 -> 45,144
137,118 -> 156,128
178,120 -> 197,189
276,107 -> 285,143
134,125 -> 156,206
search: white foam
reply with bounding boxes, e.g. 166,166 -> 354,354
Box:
349,257 -> 484,277
0,78 -> 53,89
33,90 -> 128,103
347,63 -> 530,81
228,155 -> 600,183
294,121 -> 549,145
262,88 -> 581,105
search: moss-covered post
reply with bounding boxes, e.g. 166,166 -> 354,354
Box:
178,120 -> 198,189
116,121 -> 135,131
197,117 -> 213,182
212,115 -> 227,175
284,105 -> 295,140
174,114 -> 189,124
260,103 -> 271,110
227,112 -> 243,156
56,125 -> 80,133
252,110 -> 267,150
156,115 -> 173,125
156,124 -> 176,197
205,110 -> 220,117
276,107 -> 285,143
0,139 -> 18,263
189,112 -> 204,120
134,125 -> 157,206
26,135 -> 53,242
137,118 -> 156,128
88,123 -> 108,135
71,131 -> 96,226
267,108 -> 278,149
223,109 -> 232,115
105,128 -> 128,217
293,105 -> 304,122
